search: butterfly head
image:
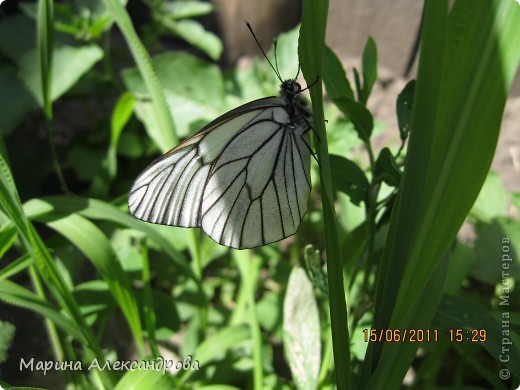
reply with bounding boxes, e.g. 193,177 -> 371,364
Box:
279,79 -> 312,126
281,79 -> 302,97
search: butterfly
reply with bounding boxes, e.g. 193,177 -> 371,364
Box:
128,25 -> 313,249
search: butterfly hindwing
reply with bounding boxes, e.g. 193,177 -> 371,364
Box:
128,145 -> 208,227
200,106 -> 311,248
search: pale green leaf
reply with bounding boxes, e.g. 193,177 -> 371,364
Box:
283,267 -> 321,390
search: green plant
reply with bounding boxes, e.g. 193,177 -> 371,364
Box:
0,0 -> 519,389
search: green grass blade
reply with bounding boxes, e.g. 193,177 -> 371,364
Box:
36,0 -> 53,120
24,196 -> 206,353
234,250 -> 263,390
37,0 -> 68,193
23,196 -> 195,282
108,92 -> 135,178
105,0 -> 178,151
35,212 -> 145,356
0,254 -> 32,280
299,0 -> 351,389
364,0 -> 520,387
0,279 -> 85,342
0,154 -> 115,386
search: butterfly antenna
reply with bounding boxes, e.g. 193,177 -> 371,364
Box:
273,39 -> 281,77
300,76 -> 320,93
246,22 -> 282,82
295,64 -> 301,80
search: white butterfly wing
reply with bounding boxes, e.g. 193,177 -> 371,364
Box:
129,97 -> 311,249
128,143 -> 210,227
129,106 -> 268,227
202,106 -> 311,248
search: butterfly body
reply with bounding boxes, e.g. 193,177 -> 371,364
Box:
129,79 -> 312,249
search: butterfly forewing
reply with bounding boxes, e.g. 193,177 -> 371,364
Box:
129,82 -> 312,249
129,105 -> 270,227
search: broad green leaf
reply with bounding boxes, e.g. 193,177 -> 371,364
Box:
332,96 -> 374,141
326,116 -> 362,157
283,267 -> 321,390
122,52 -> 225,139
0,15 -> 102,133
117,131 -> 145,158
353,67 -> 362,103
471,217 -> 520,284
469,172 -> 507,223
162,19 -> 222,61
0,15 -> 103,104
257,291 -> 283,335
162,0 -> 215,19
329,154 -> 368,205
323,45 -> 354,100
396,80 -> 415,142
23,0 -> 120,39
374,148 -> 401,187
442,243 -> 476,294
178,324 -> 250,383
361,36 -> 377,104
